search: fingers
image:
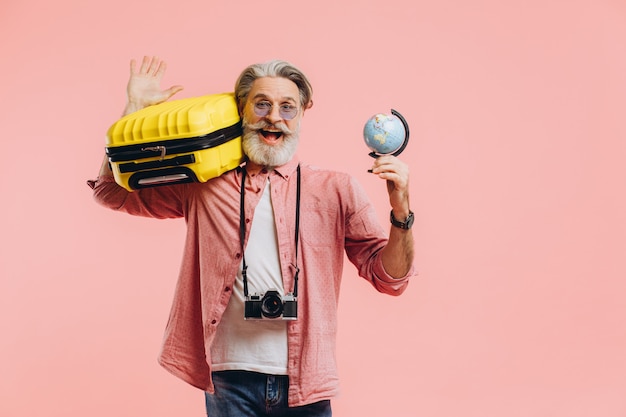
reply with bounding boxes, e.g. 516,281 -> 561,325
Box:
139,56 -> 150,74
148,57 -> 161,76
155,60 -> 167,78
135,56 -> 165,77
369,155 -> 408,175
369,155 -> 410,189
164,85 -> 185,100
370,156 -> 411,212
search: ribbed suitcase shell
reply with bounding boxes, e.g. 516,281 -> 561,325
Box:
106,93 -> 243,191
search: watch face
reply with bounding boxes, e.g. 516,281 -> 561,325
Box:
405,212 -> 414,228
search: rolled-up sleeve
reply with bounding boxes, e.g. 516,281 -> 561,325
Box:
87,175 -> 186,219
343,177 -> 414,296
370,255 -> 412,295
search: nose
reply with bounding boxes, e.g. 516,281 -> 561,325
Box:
266,104 -> 283,124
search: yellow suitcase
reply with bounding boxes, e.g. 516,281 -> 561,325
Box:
105,93 -> 243,191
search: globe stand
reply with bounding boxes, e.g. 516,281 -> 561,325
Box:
368,109 -> 410,158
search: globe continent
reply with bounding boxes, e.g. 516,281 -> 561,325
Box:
363,113 -> 406,155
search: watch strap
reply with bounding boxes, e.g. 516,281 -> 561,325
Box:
390,210 -> 414,230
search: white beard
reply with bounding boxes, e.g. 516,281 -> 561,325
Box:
241,116 -> 300,168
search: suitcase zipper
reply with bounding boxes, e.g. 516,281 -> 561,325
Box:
118,154 -> 196,174
141,146 -> 167,161
106,122 -> 242,162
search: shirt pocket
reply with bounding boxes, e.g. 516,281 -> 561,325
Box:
299,205 -> 341,248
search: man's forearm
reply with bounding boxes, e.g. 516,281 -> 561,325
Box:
99,154 -> 113,177
380,226 -> 414,278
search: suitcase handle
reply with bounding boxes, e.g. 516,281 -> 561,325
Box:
129,167 -> 198,189
119,154 -> 196,173
141,146 -> 167,161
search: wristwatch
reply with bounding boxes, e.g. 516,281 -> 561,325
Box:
390,210 -> 414,230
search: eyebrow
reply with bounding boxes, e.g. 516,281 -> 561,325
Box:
252,93 -> 298,104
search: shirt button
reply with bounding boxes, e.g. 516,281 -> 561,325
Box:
235,253 -> 241,259
225,286 -> 231,292
211,319 -> 217,325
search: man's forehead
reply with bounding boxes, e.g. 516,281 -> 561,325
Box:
250,77 -> 299,102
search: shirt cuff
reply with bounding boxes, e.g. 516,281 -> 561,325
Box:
371,257 -> 413,295
86,175 -> 116,189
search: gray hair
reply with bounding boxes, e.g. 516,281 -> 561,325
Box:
234,60 -> 313,114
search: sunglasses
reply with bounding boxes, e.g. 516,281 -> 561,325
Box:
252,101 -> 299,120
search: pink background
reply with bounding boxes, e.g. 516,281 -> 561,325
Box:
2,0 -> 625,416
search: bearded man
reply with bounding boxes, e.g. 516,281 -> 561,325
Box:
89,56 -> 415,417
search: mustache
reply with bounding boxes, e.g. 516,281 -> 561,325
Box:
243,119 -> 295,135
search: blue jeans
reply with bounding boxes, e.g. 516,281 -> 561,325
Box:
205,371 -> 332,417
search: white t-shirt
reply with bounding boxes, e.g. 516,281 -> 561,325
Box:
210,179 -> 288,374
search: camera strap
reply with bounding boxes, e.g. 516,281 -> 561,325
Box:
239,164 -> 301,298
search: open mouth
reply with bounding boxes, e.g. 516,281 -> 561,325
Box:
260,130 -> 283,142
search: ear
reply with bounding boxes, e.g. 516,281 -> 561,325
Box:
304,100 -> 314,111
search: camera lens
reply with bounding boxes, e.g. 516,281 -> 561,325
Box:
261,291 -> 283,318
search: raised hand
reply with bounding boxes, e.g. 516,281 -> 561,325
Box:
123,56 -> 184,115
370,155 -> 414,278
369,155 -> 411,217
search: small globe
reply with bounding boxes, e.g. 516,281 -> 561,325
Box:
363,112 -> 408,156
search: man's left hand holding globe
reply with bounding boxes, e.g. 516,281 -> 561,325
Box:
369,155 -> 414,278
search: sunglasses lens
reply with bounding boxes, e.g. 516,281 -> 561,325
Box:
280,108 -> 297,120
253,102 -> 298,119
254,102 -> 271,117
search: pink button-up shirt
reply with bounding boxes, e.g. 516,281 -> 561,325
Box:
89,157 -> 413,407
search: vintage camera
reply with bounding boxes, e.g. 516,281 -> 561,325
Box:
244,289 -> 297,320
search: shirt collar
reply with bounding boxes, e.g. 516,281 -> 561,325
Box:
273,156 -> 300,180
243,156 -> 300,181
